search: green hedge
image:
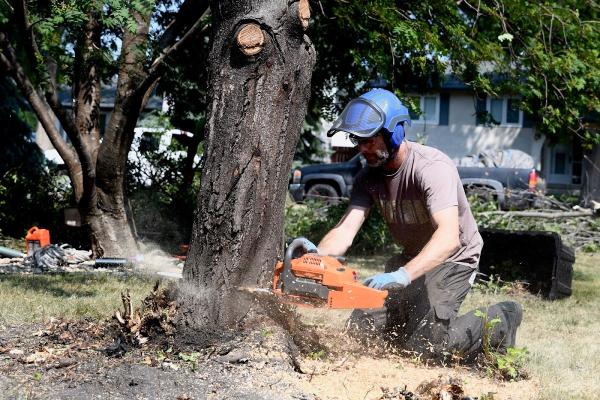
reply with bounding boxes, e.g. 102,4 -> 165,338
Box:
284,200 -> 399,255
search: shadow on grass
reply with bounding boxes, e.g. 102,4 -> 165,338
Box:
0,273 -> 108,298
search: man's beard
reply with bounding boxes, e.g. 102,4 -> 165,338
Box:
366,149 -> 391,168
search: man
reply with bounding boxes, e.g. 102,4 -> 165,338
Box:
318,88 -> 522,362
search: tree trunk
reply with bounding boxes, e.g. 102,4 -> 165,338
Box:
582,143 -> 600,207
182,0 -> 316,330
2,1 -> 209,259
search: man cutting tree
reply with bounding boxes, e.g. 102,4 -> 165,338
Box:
317,88 -> 522,361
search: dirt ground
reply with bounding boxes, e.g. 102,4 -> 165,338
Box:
0,312 -> 539,400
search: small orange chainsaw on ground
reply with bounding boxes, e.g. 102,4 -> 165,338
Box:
271,237 -> 388,309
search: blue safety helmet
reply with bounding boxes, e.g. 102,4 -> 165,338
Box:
327,89 -> 411,149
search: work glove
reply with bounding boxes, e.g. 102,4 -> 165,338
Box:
363,267 -> 411,290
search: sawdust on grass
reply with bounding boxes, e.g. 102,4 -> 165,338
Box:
292,308 -> 540,400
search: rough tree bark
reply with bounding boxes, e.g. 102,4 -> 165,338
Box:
182,0 -> 316,330
582,143 -> 600,207
0,0 -> 209,257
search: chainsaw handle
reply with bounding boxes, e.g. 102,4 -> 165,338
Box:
284,237 -> 318,274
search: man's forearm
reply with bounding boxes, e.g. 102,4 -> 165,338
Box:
317,206 -> 368,256
317,228 -> 352,256
403,228 -> 460,281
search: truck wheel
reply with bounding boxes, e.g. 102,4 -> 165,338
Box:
305,184 -> 340,205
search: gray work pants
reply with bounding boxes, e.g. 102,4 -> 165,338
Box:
349,255 -> 523,362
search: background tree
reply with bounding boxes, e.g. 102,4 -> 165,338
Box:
0,0 -> 210,256
0,77 -> 70,239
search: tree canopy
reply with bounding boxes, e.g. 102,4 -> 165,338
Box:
308,0 -> 600,147
1,0 -> 599,250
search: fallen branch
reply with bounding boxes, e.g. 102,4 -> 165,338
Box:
478,210 -> 593,218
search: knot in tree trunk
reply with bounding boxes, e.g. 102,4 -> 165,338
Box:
236,23 -> 264,56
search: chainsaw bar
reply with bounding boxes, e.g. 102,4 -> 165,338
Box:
237,286 -> 328,308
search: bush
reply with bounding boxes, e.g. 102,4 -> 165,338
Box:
0,78 -> 72,241
284,199 -> 399,255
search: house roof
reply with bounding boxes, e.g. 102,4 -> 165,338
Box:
58,86 -> 163,110
367,73 -> 519,92
439,74 -> 470,90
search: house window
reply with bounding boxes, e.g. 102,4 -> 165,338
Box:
483,97 -> 523,126
553,152 -> 567,175
490,99 -> 503,124
506,99 -> 520,124
408,95 -> 439,124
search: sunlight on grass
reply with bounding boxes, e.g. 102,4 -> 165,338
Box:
2,252 -> 598,399
347,252 -> 600,400
0,273 -> 156,324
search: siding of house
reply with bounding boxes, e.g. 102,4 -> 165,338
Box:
406,93 -> 544,169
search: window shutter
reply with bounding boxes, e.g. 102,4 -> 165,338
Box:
475,95 -> 487,125
439,93 -> 450,125
523,112 -> 535,128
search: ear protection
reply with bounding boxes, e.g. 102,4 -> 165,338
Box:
390,123 -> 405,150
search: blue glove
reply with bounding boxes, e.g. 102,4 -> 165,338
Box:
364,267 -> 411,290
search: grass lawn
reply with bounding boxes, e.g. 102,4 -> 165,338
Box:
463,253 -> 600,400
0,272 -> 156,325
347,252 -> 600,400
0,253 -> 598,399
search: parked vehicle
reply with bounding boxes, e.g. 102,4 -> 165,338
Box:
289,153 -> 540,209
289,154 -> 365,205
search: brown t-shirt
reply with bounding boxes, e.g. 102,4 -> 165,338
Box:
350,142 -> 483,268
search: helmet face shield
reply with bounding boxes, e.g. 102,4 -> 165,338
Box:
327,98 -> 385,138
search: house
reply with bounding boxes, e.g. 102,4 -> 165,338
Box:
34,86 -> 165,163
320,76 -> 585,193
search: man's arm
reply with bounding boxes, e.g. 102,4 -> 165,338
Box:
364,205 -> 460,290
317,206 -> 369,256
403,205 -> 461,281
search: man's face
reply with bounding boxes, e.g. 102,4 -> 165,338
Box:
354,133 -> 390,168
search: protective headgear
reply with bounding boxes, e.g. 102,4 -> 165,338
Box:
327,89 -> 411,149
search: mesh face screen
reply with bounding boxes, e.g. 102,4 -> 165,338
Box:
335,99 -> 383,136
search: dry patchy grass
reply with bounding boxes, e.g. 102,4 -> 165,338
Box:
345,252 -> 600,400
461,253 -> 600,400
0,273 -> 156,325
0,252 -> 598,399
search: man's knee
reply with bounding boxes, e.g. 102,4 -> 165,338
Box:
486,301 -> 523,350
403,310 -> 451,357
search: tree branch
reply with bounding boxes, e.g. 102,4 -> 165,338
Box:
13,0 -> 35,63
102,5 -> 153,165
0,32 -> 83,199
6,0 -> 77,152
138,6 -> 210,99
72,11 -> 102,146
156,0 -> 210,53
478,210 -> 593,218
139,78 -> 160,114
44,78 -> 95,172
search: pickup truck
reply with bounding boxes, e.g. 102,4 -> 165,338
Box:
289,153 -> 539,208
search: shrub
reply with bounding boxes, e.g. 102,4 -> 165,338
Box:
284,199 -> 399,255
0,78 -> 71,240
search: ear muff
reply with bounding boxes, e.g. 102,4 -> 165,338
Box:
390,123 -> 405,149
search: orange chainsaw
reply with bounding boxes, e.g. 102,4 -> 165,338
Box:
271,237 -> 388,309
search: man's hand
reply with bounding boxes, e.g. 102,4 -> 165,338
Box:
363,267 -> 411,290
